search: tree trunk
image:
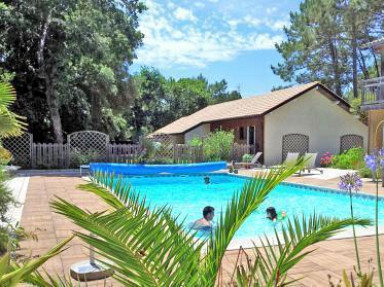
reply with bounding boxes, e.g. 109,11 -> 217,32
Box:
45,76 -> 64,143
37,11 -> 63,143
372,48 -> 380,78
351,16 -> 358,98
91,90 -> 102,131
358,48 -> 369,79
328,35 -> 342,96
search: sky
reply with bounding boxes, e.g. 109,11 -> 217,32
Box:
131,0 -> 302,98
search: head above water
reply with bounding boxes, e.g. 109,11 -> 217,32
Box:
266,207 -> 277,220
203,206 -> 215,221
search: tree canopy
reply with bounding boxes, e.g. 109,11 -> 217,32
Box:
0,1 -> 241,143
129,67 -> 241,140
272,0 -> 384,97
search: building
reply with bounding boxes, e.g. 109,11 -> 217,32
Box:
152,82 -> 368,165
361,38 -> 384,151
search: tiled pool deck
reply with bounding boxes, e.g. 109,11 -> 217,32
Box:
18,172 -> 384,286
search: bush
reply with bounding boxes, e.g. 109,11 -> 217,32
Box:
320,152 -> 333,167
358,166 -> 373,179
332,148 -> 365,170
242,153 -> 253,162
0,147 -> 12,165
189,129 -> 234,161
70,149 -> 102,167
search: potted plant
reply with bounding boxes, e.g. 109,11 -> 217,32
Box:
242,153 -> 253,169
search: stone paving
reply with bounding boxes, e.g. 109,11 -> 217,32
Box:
18,172 -> 384,286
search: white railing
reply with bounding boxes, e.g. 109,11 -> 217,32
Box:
361,76 -> 384,106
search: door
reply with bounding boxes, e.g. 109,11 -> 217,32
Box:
248,126 -> 255,144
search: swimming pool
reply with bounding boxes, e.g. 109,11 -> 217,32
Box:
121,174 -> 383,243
90,161 -> 226,175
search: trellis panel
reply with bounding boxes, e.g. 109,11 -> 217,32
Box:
2,133 -> 33,168
68,131 -> 109,164
340,134 -> 364,153
282,134 -> 309,161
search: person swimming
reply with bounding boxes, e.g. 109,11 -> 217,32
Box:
266,207 -> 286,222
192,206 -> 214,230
204,176 -> 211,184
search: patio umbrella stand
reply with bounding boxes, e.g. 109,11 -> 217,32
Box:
70,234 -> 113,282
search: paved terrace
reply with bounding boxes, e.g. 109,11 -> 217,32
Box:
17,171 -> 384,286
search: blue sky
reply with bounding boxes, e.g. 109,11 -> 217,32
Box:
131,0 -> 302,97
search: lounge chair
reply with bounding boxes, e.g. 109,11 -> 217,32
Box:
298,152 -> 323,176
234,152 -> 263,169
283,152 -> 300,165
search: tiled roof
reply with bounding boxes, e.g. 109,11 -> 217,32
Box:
152,82 -> 343,135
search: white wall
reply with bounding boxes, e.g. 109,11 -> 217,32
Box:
264,89 -> 368,165
184,124 -> 210,143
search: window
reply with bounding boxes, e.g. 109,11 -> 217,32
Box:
239,127 -> 245,140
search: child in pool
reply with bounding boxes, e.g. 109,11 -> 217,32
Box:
266,207 -> 286,222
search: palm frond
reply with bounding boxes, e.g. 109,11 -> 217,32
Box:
0,82 -> 16,107
52,174 -> 204,287
0,236 -> 73,286
236,214 -> 371,286
200,160 -> 306,285
0,82 -> 27,138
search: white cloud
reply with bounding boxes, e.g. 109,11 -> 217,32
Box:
174,7 -> 196,22
136,0 -> 285,68
194,2 -> 205,8
266,19 -> 290,31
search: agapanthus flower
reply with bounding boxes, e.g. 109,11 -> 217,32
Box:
339,173 -> 363,192
365,154 -> 377,172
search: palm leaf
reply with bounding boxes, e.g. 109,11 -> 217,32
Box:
200,161 -> 306,285
0,82 -> 27,138
236,215 -> 371,286
0,236 -> 73,286
52,175 -> 204,287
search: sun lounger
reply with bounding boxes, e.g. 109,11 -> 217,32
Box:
298,152 -> 323,176
283,152 -> 300,165
234,152 -> 263,169
270,152 -> 300,169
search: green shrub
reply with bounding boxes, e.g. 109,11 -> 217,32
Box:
189,129 -> 234,161
242,153 -> 253,162
332,148 -> 365,170
358,166 -> 373,179
70,149 -> 102,167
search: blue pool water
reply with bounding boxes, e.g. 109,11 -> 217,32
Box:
121,174 -> 384,240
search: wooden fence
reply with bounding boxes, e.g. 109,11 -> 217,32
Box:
4,131 -> 253,169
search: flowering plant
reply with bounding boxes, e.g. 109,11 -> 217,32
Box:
320,152 -> 333,167
363,149 -> 384,285
338,173 -> 363,192
339,172 -> 363,272
364,149 -> 384,179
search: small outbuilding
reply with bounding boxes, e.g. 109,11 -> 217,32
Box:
152,82 -> 368,165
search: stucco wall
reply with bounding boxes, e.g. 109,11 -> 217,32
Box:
184,123 -> 211,143
264,89 -> 368,165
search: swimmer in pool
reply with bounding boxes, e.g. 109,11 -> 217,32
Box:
192,206 -> 214,229
266,207 -> 286,222
266,207 -> 278,221
204,176 -> 211,184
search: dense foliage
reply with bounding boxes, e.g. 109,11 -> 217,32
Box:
332,147 -> 365,170
0,0 -> 144,142
129,67 -> 241,140
189,129 -> 235,161
0,3 -> 241,143
273,0 -> 384,97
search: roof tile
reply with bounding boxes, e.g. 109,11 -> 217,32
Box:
153,82 -> 322,135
